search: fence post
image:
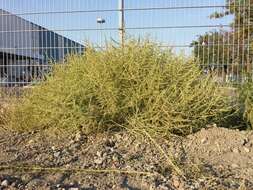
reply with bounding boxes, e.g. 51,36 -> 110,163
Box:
119,0 -> 125,45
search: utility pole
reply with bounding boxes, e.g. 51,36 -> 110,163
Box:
119,0 -> 125,45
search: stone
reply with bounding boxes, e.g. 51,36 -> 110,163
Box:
105,139 -> 115,147
173,180 -> 180,188
56,184 -> 61,188
201,138 -> 208,144
172,176 -> 180,188
11,182 -> 17,187
94,158 -> 103,165
26,179 -> 46,188
242,138 -> 249,146
244,147 -> 250,153
69,188 -> 79,190
96,151 -> 103,157
231,164 -> 239,168
157,184 -> 169,190
70,143 -> 81,150
27,139 -> 34,144
232,148 -> 239,153
54,152 -> 61,158
75,132 -> 83,142
1,179 -> 9,187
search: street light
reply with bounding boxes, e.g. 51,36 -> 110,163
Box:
96,17 -> 106,24
97,17 -> 106,47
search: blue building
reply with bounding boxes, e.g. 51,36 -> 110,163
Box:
0,9 -> 84,86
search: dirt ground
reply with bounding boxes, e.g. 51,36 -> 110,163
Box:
0,125 -> 253,190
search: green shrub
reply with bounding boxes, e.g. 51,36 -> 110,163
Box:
10,40 -> 235,136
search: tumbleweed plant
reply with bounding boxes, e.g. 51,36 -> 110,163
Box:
10,39 -> 235,137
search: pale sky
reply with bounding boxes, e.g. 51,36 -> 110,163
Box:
0,0 -> 233,55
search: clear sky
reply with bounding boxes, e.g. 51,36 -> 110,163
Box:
0,0 -> 233,55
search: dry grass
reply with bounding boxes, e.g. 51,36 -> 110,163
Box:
239,81 -> 253,129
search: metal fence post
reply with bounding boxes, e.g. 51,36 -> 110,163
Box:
119,0 -> 125,45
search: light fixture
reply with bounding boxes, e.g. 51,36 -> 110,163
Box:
97,18 -> 106,24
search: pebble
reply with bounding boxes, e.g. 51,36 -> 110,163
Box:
94,158 -> 104,165
157,184 -> 169,190
232,148 -> 239,153
96,151 -> 103,157
242,138 -> 249,146
11,182 -> 17,187
70,143 -> 81,150
75,132 -> 83,142
54,152 -> 61,157
27,139 -> 34,144
231,164 -> 239,168
201,138 -> 208,144
172,176 -> 180,188
244,147 -> 250,153
69,188 -> 79,190
105,139 -> 115,147
1,179 -> 9,187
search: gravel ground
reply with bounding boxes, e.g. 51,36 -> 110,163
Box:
0,125 -> 253,190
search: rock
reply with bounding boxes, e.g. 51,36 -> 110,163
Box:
231,164 -> 239,168
75,132 -> 82,139
201,138 -> 208,144
56,184 -> 61,188
194,182 -> 200,189
69,188 -> 79,190
94,158 -> 104,165
27,139 -> 34,144
26,179 -> 46,188
11,182 -> 17,187
1,179 -> 9,186
54,152 -> 61,158
105,139 -> 115,147
244,147 -> 250,153
75,132 -> 83,142
173,181 -> 180,188
206,123 -> 217,128
242,138 -> 249,146
172,176 -> 180,188
69,143 -> 81,150
96,151 -> 103,157
157,184 -> 169,190
245,142 -> 253,148
232,148 -> 239,153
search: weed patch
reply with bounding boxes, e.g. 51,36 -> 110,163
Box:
10,40 -> 235,136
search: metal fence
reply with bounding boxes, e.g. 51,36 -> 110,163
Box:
0,0 -> 252,91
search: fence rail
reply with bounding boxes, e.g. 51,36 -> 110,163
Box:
0,0 -> 252,92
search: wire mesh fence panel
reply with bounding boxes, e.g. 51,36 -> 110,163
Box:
0,0 -> 252,97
